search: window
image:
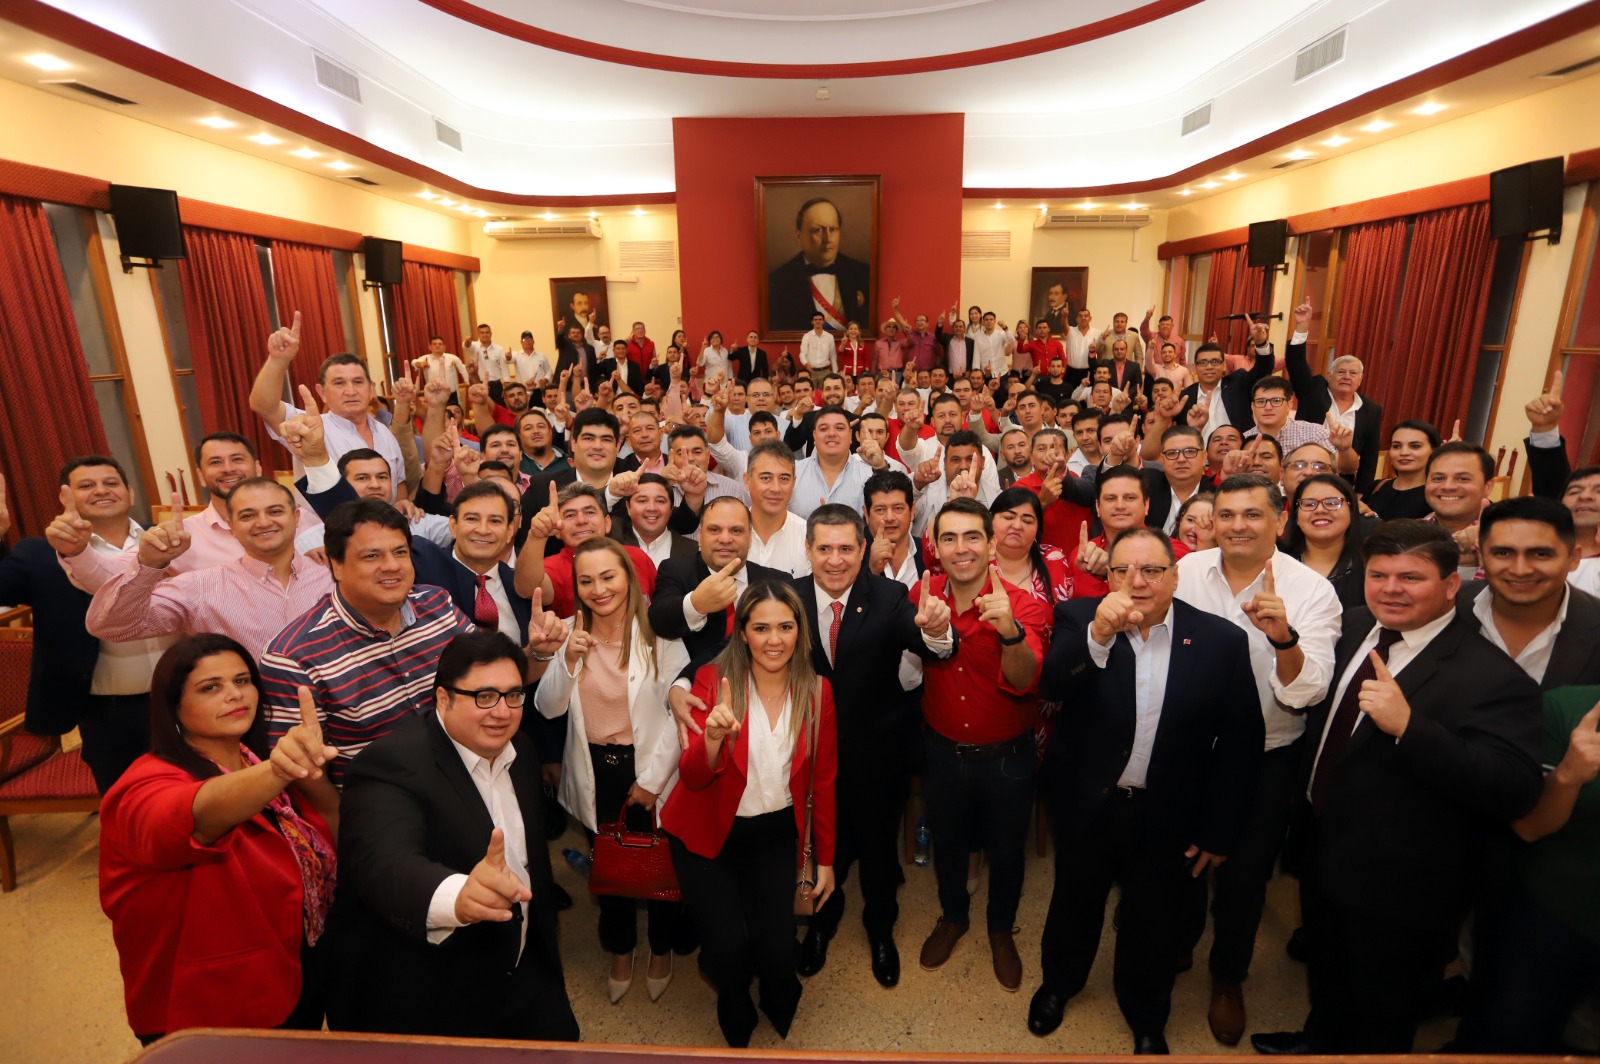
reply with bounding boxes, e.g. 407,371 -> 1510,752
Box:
151,265 -> 204,478
1290,229 -> 1340,373
375,284 -> 401,384
1465,235 -> 1528,445
1550,183 -> 1600,466
1183,253 -> 1211,339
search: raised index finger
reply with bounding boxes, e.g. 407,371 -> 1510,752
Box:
719,676 -> 732,706
717,556 -> 744,579
297,384 -> 321,417
1263,563 -> 1276,596
485,826 -> 506,865
59,483 -> 78,517
296,685 -> 321,734
548,480 -> 559,510
1550,370 -> 1564,399
1368,649 -> 1395,683
290,309 -> 302,340
168,491 -> 183,528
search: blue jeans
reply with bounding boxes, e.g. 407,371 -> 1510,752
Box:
921,731 -> 1035,932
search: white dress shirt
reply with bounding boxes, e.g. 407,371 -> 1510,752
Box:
682,565 -> 748,632
1174,549 -> 1342,751
426,714 -> 531,956
471,341 -> 510,382
911,470 -> 1000,539
509,350 -> 552,385
268,402 -> 406,490
1087,620 -> 1172,788
709,436 -> 748,480
1065,327 -> 1101,370
1571,556 -> 1600,597
1067,449 -> 1093,476
721,411 -> 753,452
814,586 -> 850,668
748,511 -> 812,577
737,686 -> 796,817
81,519 -> 175,695
457,550 -> 521,645
972,328 -> 1010,376
1473,586 -> 1569,685
799,330 -> 837,372
1193,382 -> 1230,442
636,529 -> 675,570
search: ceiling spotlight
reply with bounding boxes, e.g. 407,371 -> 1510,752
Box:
326,160 -> 354,171
438,198 -> 457,207
1412,101 -> 1447,115
454,203 -> 474,212
1322,135 -> 1350,147
1199,180 -> 1220,189
290,147 -> 320,159
588,212 -> 598,219
1285,148 -> 1314,160
1224,171 -> 1244,181
1079,203 -> 1097,210
815,85 -> 830,100
1361,119 -> 1394,132
993,202 -> 1003,210
24,54 -> 70,72
472,209 -> 490,218
247,132 -> 282,146
417,190 -> 436,200
541,212 -> 557,221
1124,203 -> 1146,211
1178,189 -> 1194,196
198,116 -> 236,130
632,208 -> 647,217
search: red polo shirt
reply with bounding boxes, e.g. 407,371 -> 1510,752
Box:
910,571 -> 1050,745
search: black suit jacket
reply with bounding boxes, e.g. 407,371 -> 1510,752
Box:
0,537 -> 101,734
553,336 -> 588,382
1301,607 -> 1542,930
647,553 -> 788,667
1526,435 -> 1572,501
1285,338 -> 1384,495
729,345 -> 770,383
1177,349 -> 1275,430
1457,581 -> 1600,690
1099,359 -> 1144,399
334,712 -> 568,1037
1039,598 -> 1263,858
767,252 -> 871,332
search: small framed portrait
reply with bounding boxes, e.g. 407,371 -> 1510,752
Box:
549,276 -> 609,340
1029,267 -> 1089,336
757,175 -> 880,339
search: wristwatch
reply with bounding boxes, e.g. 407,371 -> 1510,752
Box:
1266,626 -> 1300,651
998,623 -> 1027,646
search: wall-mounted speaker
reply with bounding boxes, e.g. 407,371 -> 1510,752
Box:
362,236 -> 404,287
1246,219 -> 1289,269
108,184 -> 185,266
1489,157 -> 1563,241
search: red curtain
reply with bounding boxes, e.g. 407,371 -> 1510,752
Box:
1374,203 -> 1496,439
392,260 -> 461,368
1198,246 -> 1268,352
179,227 -> 278,474
1331,217 -> 1407,394
0,195 -> 110,539
269,240 -> 347,392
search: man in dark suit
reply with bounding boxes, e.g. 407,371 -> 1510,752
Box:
516,407 -> 623,553
795,505 -> 955,987
728,330 -> 770,384
334,631 -> 579,1040
1176,341 -> 1274,435
553,323 -> 590,385
767,197 -> 871,332
1253,520 -> 1543,1055
1283,296 -> 1383,495
1031,528 -> 1263,1053
609,471 -> 699,570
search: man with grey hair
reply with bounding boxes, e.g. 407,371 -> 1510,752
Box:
1284,295 -> 1384,495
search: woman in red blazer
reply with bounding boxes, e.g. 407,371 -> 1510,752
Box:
836,321 -> 871,379
98,634 -> 339,1043
659,582 -> 837,1048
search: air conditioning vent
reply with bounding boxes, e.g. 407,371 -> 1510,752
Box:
1035,213 -> 1153,230
434,120 -> 462,151
344,175 -> 380,186
1181,101 -> 1212,137
961,230 -> 1011,260
483,220 -> 603,240
1294,27 -> 1346,82
39,80 -> 137,105
1539,54 -> 1600,78
1271,160 -> 1305,170
314,54 -> 362,103
618,240 -> 675,271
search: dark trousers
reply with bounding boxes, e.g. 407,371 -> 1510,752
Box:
78,693 -> 150,795
669,810 -> 801,1048
1299,809 -> 1456,1054
1456,886 -> 1600,1053
811,750 -> 908,942
1039,788 -> 1189,1037
921,730 -> 1035,932
587,743 -> 679,957
1184,737 -> 1301,984
1063,366 -> 1089,394
488,381 -> 504,406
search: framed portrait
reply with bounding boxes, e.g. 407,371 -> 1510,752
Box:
1029,267 -> 1089,337
756,175 -> 880,339
549,276 -> 609,340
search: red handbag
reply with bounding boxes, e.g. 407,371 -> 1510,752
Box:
588,802 -> 682,902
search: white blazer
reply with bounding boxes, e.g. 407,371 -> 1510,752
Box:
533,618 -> 689,832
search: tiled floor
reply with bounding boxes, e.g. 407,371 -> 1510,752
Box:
0,809 -> 1450,1061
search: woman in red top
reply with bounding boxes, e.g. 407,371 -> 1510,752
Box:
659,582 -> 837,1048
836,321 -> 870,378
99,634 -> 338,1043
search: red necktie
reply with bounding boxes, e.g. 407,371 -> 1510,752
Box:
1310,627 -> 1403,813
473,573 -> 500,629
724,606 -> 736,637
828,601 -> 844,665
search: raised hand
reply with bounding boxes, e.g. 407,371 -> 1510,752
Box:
1221,446 -> 1253,476
1186,402 -> 1210,431
1325,412 -> 1354,453
1240,564 -> 1292,644
1358,650 -> 1410,737
563,609 -> 593,671
392,360 -> 418,408
454,444 -> 484,479
607,470 -> 640,499
1526,370 -> 1564,433
269,686 -> 337,782
525,587 -> 567,657
1039,459 -> 1067,509
1089,589 -> 1145,646
137,492 -> 192,569
423,377 -> 452,409
703,677 -> 741,744
913,455 -> 942,489
677,462 -> 708,502
948,469 -> 978,499
1553,700 -> 1600,786
1076,524 -> 1109,578
45,484 -> 93,557
1109,388 -> 1131,414
1448,419 -> 1463,443
278,385 -> 328,464
1107,429 -> 1136,463
525,481 -> 564,543
856,436 -> 885,469
690,556 -> 744,617
976,562 -> 1020,638
265,310 -> 302,365
868,531 -> 896,575
467,382 -> 490,411
913,571 -> 952,637
1293,293 -> 1312,327
455,827 -> 531,925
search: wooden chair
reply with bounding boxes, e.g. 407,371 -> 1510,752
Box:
150,502 -> 207,526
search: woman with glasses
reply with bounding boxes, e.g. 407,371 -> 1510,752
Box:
1283,474 -> 1365,608
659,582 -> 837,1048
1365,419 -> 1440,520
535,538 -> 690,1003
98,634 -> 338,1043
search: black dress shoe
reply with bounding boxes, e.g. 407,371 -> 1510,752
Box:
797,925 -> 831,976
1250,1031 -> 1315,1055
1027,985 -> 1069,1037
869,936 -> 900,987
1132,1031 -> 1169,1054
550,882 -> 573,911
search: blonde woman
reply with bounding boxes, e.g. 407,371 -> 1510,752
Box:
659,582 -> 838,1048
535,537 -> 689,1003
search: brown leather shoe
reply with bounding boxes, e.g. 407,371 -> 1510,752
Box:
1208,979 -> 1245,1046
989,930 -> 1023,990
918,917 -> 969,971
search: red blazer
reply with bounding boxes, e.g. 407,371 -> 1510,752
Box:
98,754 -> 329,1036
660,665 -> 837,865
836,341 -> 870,378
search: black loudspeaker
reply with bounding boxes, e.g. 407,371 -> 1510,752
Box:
363,236 -> 404,286
1490,157 -> 1564,239
108,184 -> 184,261
1246,219 -> 1289,269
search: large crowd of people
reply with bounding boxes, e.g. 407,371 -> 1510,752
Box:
1,292 -> 1597,1056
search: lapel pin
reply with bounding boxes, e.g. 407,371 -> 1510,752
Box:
1183,638 -> 1192,645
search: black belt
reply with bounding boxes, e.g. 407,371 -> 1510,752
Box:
926,729 -> 1033,761
1110,785 -> 1147,800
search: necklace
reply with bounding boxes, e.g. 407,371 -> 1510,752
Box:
590,618 -> 625,645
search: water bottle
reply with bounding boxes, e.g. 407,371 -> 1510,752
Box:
562,847 -> 592,879
913,817 -> 931,867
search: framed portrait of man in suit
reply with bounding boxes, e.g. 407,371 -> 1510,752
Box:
1030,266 -> 1089,336
549,276 -> 609,339
757,175 -> 879,340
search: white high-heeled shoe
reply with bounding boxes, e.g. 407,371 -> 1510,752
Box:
646,953 -> 674,1002
607,953 -> 635,1004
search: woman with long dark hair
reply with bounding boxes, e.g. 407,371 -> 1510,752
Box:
1366,419 -> 1440,520
988,487 -> 1073,604
659,582 -> 838,1048
98,633 -> 337,1043
1284,473 -> 1366,608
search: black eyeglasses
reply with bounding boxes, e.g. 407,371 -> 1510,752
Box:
1297,497 -> 1347,513
1107,564 -> 1173,582
1252,397 -> 1289,409
1195,358 -> 1224,367
1161,447 -> 1201,460
448,687 -> 528,709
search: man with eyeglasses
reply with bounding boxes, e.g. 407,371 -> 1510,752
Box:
1243,378 -> 1355,480
1282,442 -> 1340,500
1133,425 -> 1210,535
1030,528 -> 1263,1053
1172,473 -> 1342,1047
1284,296 -> 1383,494
1173,338 -> 1274,443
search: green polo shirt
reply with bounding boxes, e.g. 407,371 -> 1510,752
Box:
1519,684 -> 1600,945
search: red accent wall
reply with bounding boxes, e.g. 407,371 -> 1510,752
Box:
674,115 -> 963,341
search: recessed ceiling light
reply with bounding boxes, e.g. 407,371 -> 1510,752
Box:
1361,119 -> 1394,133
1285,148 -> 1314,160
541,212 -> 557,221
247,132 -> 282,146
587,212 -> 598,219
1199,180 -> 1220,189
1079,203 -> 1097,210
1322,135 -> 1351,147
290,147 -> 320,159
24,54 -> 70,72
198,116 -> 236,130
438,198 -> 457,207
1224,172 -> 1244,181
454,203 -> 474,212
632,209 -> 647,217
1124,203 -> 1145,210
472,209 -> 490,218
1178,189 -> 1194,196
1412,102 -> 1447,116
326,160 -> 354,171
417,190 -> 436,200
